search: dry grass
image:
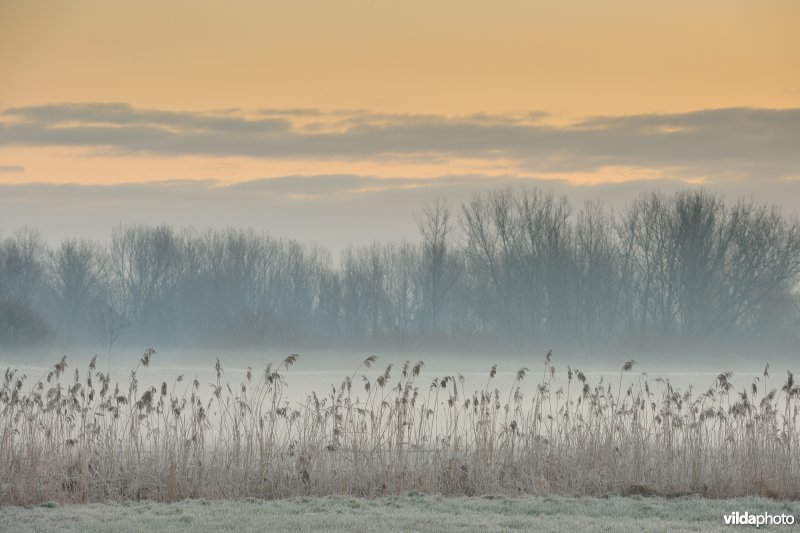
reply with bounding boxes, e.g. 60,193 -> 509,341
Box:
1,350 -> 799,504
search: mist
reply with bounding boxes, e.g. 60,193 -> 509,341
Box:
1,186 -> 798,373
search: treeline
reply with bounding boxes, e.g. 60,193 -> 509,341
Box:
2,188 -> 800,353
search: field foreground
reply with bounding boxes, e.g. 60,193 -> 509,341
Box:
3,494 -> 800,532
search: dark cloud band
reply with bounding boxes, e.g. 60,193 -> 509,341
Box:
1,103 -> 799,181
0,165 -> 24,173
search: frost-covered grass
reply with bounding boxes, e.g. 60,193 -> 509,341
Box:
2,350 -> 799,504
3,494 -> 800,532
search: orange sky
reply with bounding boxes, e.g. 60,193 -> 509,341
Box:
1,0 -> 799,186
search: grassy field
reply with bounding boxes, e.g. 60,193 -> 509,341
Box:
3,494 -> 800,532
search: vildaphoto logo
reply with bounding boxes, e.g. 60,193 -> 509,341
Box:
723,511 -> 795,528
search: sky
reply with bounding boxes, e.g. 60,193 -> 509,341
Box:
1,0 -> 799,248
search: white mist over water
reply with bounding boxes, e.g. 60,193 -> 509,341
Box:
3,348 -> 786,408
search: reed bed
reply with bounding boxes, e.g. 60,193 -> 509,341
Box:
1,350 -> 798,504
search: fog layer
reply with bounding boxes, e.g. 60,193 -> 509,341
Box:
1,187 -> 799,364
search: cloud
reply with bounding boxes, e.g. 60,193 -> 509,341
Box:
3,175 -> 800,253
257,108 -> 327,117
1,104 -> 799,181
229,174 -> 377,195
0,165 -> 24,173
228,174 -> 434,196
3,103 -> 289,133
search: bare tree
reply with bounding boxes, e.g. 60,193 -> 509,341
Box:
49,239 -> 103,340
381,241 -> 423,347
416,197 -> 460,339
573,200 -> 619,344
